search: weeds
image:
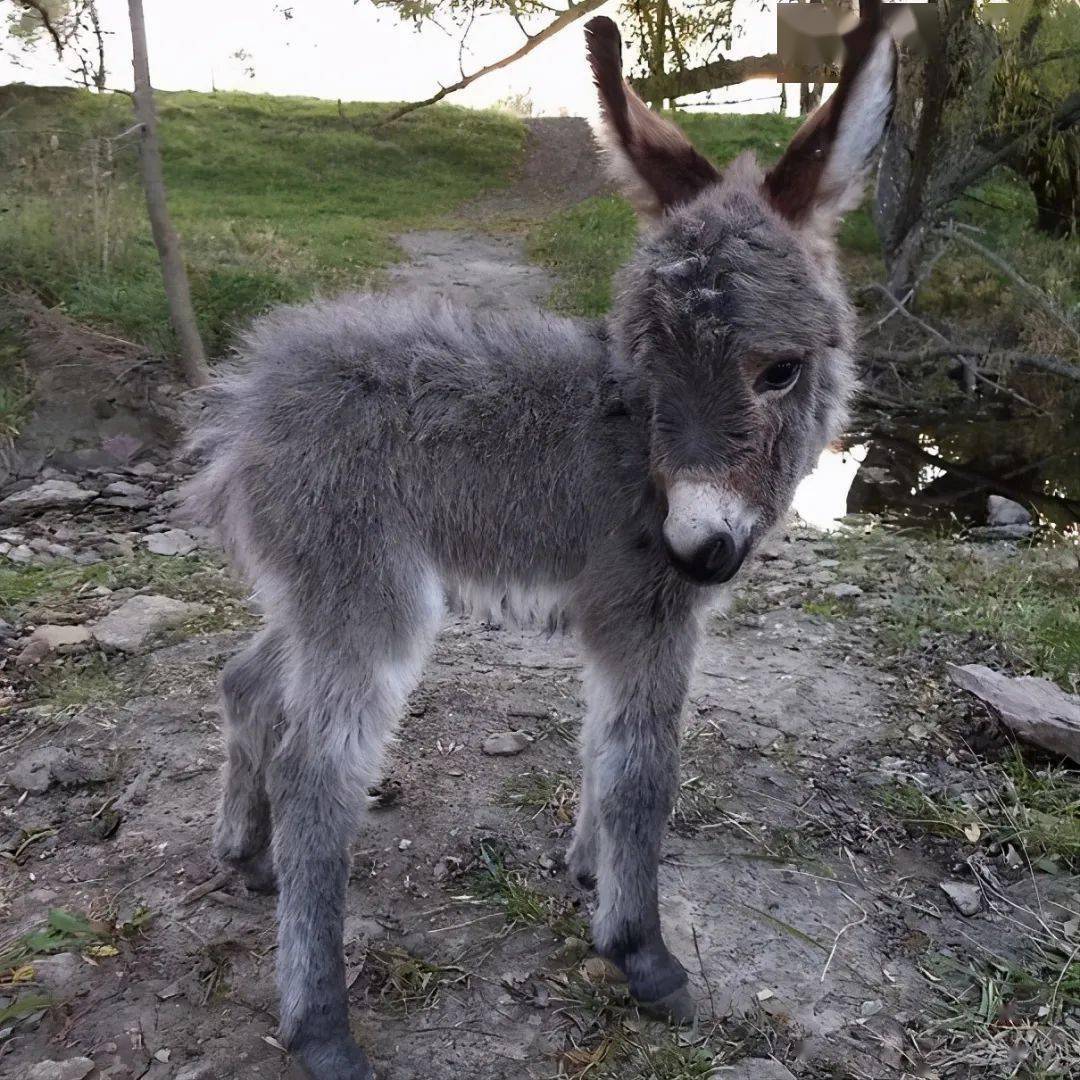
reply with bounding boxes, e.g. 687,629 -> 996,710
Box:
830,529 -> 1080,691
502,769 -> 577,826
0,908 -> 112,983
889,749 -> 1080,871
363,946 -> 467,1015
466,840 -> 586,938
549,968 -> 746,1080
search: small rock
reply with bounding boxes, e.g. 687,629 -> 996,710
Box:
860,999 -> 884,1017
29,953 -> 85,998
940,880 -> 982,916
21,624 -> 92,662
97,538 -> 135,559
6,544 -> 33,563
91,594 -> 209,652
144,529 -> 197,557
25,1057 -> 96,1080
482,731 -> 531,756
825,583 -> 863,600
398,838 -> 412,851
0,480 -> 95,521
174,1063 -> 215,1080
987,495 -> 1031,527
156,979 -> 184,1000
967,524 -> 1034,541
15,638 -> 52,668
153,1049 -> 171,1063
721,1060 -> 797,1080
104,481 -> 150,499
582,956 -> 623,983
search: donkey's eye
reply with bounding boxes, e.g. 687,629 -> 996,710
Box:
756,357 -> 803,394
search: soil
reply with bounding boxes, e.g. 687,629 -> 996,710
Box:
0,119 -> 1066,1080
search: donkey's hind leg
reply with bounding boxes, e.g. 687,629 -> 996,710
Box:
214,624 -> 288,893
577,566 -> 700,1022
270,559 -> 441,1080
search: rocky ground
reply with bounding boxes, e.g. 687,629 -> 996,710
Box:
1,121 -> 1078,1080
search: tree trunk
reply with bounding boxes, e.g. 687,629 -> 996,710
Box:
127,0 -> 209,387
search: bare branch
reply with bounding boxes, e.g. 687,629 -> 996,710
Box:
866,346 -> 1079,382
14,0 -> 67,58
628,53 -> 781,103
937,223 -> 1080,343
375,0 -> 605,127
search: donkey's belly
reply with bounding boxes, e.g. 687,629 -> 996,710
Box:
442,575 -> 574,632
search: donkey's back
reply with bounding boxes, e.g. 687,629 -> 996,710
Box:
187,292 -> 643,604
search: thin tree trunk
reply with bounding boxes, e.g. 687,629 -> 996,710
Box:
376,0 -> 605,127
127,0 -> 209,387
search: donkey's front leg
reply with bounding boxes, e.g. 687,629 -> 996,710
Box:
580,611 -> 698,1022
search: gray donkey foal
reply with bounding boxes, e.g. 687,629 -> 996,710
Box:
184,8 -> 896,1078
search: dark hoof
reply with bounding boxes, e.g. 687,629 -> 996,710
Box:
602,942 -> 690,1014
565,843 -> 597,891
233,850 -> 278,894
574,869 -> 597,891
637,983 -> 698,1025
294,1037 -> 374,1080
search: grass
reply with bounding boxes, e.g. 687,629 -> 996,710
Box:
465,839 -> 586,939
526,196 -> 636,316
0,84 -> 525,355
0,550 -> 243,623
0,320 -> 30,443
830,528 -> 1080,692
889,750 -> 1080,873
363,946 -> 468,1015
502,769 -> 577,826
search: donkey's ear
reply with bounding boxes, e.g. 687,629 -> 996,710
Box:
764,0 -> 897,233
585,16 -> 721,218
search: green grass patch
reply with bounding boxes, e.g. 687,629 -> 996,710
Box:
466,839 -> 586,939
526,196 -> 636,317
0,84 -> 525,355
363,945 -> 468,1015
502,769 -> 577,826
888,750 -> 1080,872
832,530 -> 1079,692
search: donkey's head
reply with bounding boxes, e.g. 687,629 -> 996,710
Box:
586,3 -> 895,585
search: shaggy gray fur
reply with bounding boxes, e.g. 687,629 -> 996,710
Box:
182,15 -> 895,1075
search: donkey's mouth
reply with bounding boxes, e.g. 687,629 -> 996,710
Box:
663,534 -> 749,586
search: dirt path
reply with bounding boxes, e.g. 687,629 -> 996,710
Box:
387,117 -> 608,311
1,120 -> 1063,1080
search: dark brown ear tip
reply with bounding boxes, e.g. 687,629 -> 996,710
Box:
584,16 -> 622,58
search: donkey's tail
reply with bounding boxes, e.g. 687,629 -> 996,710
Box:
176,366 -> 250,552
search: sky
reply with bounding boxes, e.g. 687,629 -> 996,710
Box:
1,0 -> 803,118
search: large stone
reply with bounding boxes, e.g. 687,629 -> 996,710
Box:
25,1059 -> 96,1080
91,594 -> 209,653
0,480 -> 95,521
948,663 -> 1080,763
987,495 -> 1031,527
144,529 -> 197,557
482,731 -> 531,756
3,746 -> 111,794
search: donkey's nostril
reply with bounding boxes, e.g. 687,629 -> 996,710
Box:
666,531 -> 748,585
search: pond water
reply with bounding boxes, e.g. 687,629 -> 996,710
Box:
793,405 -> 1080,535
